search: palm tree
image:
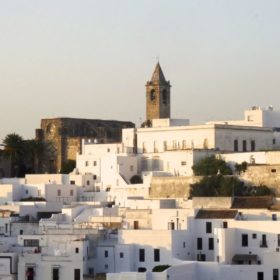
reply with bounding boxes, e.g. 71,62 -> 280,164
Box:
2,133 -> 24,177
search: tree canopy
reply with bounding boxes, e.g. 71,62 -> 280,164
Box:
192,155 -> 232,176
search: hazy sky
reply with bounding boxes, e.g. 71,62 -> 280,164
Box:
1,0 -> 280,142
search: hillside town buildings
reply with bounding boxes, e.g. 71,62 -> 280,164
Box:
1,63 -> 280,279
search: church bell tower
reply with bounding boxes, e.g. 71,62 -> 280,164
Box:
146,63 -> 171,121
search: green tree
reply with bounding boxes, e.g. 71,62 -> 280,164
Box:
3,133 -> 25,177
60,160 -> 76,174
254,185 -> 272,196
192,155 -> 232,176
235,161 -> 248,174
190,175 -> 245,197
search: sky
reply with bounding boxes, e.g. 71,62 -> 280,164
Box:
1,0 -> 280,142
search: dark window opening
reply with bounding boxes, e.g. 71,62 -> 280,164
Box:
74,269 -> 80,280
209,238 -> 214,250
252,233 -> 257,239
223,221 -> 228,228
257,272 -> 264,280
197,254 -> 206,261
139,249 -> 145,262
154,249 -> 160,262
70,180 -> 75,185
197,238 -> 203,250
26,267 -> 34,280
234,140 -> 238,152
104,250 -> 108,258
75,247 -> 79,253
242,234 -> 248,247
251,140 -> 255,151
162,90 -> 167,104
273,269 -> 279,280
150,90 -> 156,101
120,252 -> 124,258
206,222 -> 212,233
52,268 -> 59,280
242,140 -> 247,152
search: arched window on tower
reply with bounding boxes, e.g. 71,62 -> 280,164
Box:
150,89 -> 156,101
162,90 -> 167,104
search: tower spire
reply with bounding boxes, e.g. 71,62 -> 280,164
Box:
151,62 -> 166,83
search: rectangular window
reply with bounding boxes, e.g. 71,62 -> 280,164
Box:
139,249 -> 145,262
278,234 -> 280,247
24,239 -> 39,247
242,234 -> 248,247
104,250 -> 108,258
261,234 -> 267,247
57,190 -> 61,196
130,165 -> 134,172
70,180 -> 75,185
257,272 -> 263,280
75,247 -> 79,253
223,221 -> 228,228
181,161 -> 186,166
70,190 -> 74,196
52,267 -> 59,280
208,238 -> 214,250
86,180 -> 90,185
234,140 -> 238,152
197,238 -> 203,250
273,139 -> 276,145
242,140 -> 247,152
120,252 -> 124,258
74,269 -> 80,280
251,140 -> 255,151
154,249 -> 160,262
206,222 -> 212,234
273,269 -> 279,280
93,161 -> 97,166
252,233 -> 257,239
85,161 -> 89,167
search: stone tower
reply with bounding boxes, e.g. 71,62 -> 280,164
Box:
146,63 -> 171,121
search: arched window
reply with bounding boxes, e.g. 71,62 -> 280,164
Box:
150,89 -> 156,101
162,89 -> 167,104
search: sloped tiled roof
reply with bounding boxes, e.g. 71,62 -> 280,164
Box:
195,209 -> 238,219
232,196 -> 273,209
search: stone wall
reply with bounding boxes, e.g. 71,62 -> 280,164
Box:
149,176 -> 201,198
241,165 -> 280,196
38,118 -> 134,173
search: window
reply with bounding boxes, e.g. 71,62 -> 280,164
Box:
26,267 -> 35,280
25,189 -> 29,195
93,175 -> 97,180
70,180 -> 75,185
20,229 -> 23,235
154,249 -> 160,262
278,234 -> 280,247
242,140 -> 247,152
24,239 -> 39,247
162,90 -> 167,104
272,169 -> 277,173
85,161 -> 89,167
273,269 -> 279,280
150,89 -> 156,101
130,165 -> 134,172
273,138 -> 276,145
260,234 -> 267,247
252,233 -> 257,239
197,238 -> 203,250
168,222 -> 175,230
181,161 -> 186,166
163,141 -> 167,151
206,222 -> 212,234
139,249 -> 145,262
52,267 -> 59,280
107,148 -> 110,152
251,140 -> 255,151
183,242 -> 186,248
223,221 -> 228,229
208,238 -> 214,250
234,140 -> 238,152
105,264 -> 108,269
70,190 -> 74,196
75,247 -> 79,253
257,272 -> 263,280
93,161 -> 97,166
57,190 -> 61,196
120,252 -> 124,258
242,234 -> 248,247
86,180 -> 90,185
74,269 -> 80,280
104,250 -> 108,258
